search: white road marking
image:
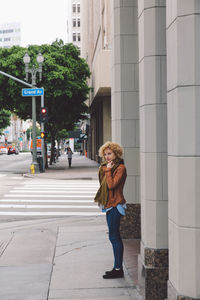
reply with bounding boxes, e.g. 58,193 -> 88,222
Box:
0,179 -> 101,216
10,190 -> 96,194
1,199 -> 94,203
0,211 -> 103,216
0,204 -> 97,209
4,194 -> 94,198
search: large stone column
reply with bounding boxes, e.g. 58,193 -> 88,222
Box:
138,1 -> 168,299
167,1 -> 200,299
111,0 -> 140,238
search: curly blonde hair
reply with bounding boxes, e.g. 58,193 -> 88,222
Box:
99,141 -> 123,159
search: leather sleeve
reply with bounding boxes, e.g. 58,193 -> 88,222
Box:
104,165 -> 126,189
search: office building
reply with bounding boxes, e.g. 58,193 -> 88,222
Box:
81,1 -> 200,299
0,22 -> 21,48
66,0 -> 81,53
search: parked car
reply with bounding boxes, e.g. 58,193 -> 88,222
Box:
0,147 -> 8,155
8,147 -> 19,155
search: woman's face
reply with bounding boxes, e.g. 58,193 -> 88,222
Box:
104,148 -> 116,163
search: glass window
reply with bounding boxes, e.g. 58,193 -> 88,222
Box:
73,33 -> 76,42
77,3 -> 80,13
77,33 -> 81,42
72,3 -> 76,13
77,18 -> 80,27
0,29 -> 14,34
4,37 -> 11,41
72,18 -> 76,27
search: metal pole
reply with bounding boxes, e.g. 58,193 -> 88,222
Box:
31,72 -> 40,173
0,70 -> 33,87
41,91 -> 45,172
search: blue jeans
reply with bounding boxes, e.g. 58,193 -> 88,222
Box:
106,207 -> 124,269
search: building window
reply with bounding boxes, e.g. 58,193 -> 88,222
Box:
4,37 -> 11,41
73,33 -> 76,42
77,3 -> 80,13
72,18 -> 76,27
77,18 -> 80,27
72,3 -> 76,13
77,33 -> 81,42
0,29 -> 13,34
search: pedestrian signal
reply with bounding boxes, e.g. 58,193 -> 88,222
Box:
40,132 -> 45,139
40,107 -> 48,123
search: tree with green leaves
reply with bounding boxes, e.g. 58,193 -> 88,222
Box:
26,126 -> 41,141
0,40 -> 90,162
0,109 -> 11,136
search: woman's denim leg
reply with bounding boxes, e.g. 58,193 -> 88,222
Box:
106,207 -> 124,269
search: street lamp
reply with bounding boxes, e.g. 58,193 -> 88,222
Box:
23,52 -> 44,173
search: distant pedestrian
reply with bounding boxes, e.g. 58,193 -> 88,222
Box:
94,141 -> 127,279
67,147 -> 73,168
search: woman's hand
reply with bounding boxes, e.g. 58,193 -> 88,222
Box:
107,161 -> 114,168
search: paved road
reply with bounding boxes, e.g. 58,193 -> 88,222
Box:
0,154 -> 101,219
0,177 -> 101,217
0,152 -> 31,174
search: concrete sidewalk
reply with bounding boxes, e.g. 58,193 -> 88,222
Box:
33,153 -> 99,180
0,216 -> 140,300
0,154 -> 141,299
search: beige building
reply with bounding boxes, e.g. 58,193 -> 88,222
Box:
81,0 -> 111,161
66,0 -> 81,53
81,0 -> 200,299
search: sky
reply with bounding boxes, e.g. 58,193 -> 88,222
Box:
0,0 -> 68,47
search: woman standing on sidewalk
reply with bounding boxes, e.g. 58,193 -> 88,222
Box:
94,141 -> 127,279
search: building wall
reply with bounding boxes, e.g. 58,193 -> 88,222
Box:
82,0 -> 200,298
138,1 -> 168,299
102,97 -> 111,144
167,1 -> 200,299
0,22 -> 21,48
81,0 -> 112,160
66,0 -> 81,52
110,0 -> 140,239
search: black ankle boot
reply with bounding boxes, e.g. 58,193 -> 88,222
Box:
103,268 -> 124,279
105,267 -> 123,275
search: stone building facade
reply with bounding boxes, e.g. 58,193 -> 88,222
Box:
81,0 -> 112,161
81,0 -> 200,299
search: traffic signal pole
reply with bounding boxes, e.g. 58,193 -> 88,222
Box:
41,91 -> 45,172
0,70 -> 33,88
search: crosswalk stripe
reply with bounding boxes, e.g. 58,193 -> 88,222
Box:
0,199 -> 94,203
0,212 -> 103,216
23,182 -> 99,184
4,194 -> 94,198
0,204 -> 97,209
13,187 -> 98,190
0,179 -> 101,216
9,190 -> 96,194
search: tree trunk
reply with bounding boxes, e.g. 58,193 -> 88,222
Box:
50,135 -> 55,165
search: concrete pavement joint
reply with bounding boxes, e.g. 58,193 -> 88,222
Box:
47,225 -> 60,300
0,232 -> 14,257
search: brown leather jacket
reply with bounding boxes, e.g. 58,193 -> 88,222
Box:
103,164 -> 127,208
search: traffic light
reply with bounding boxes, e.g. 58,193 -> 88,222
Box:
40,132 -> 45,139
40,107 -> 48,123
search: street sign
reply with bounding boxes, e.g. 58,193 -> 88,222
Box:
22,88 -> 44,97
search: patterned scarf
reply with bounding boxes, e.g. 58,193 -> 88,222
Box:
94,158 -> 124,206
